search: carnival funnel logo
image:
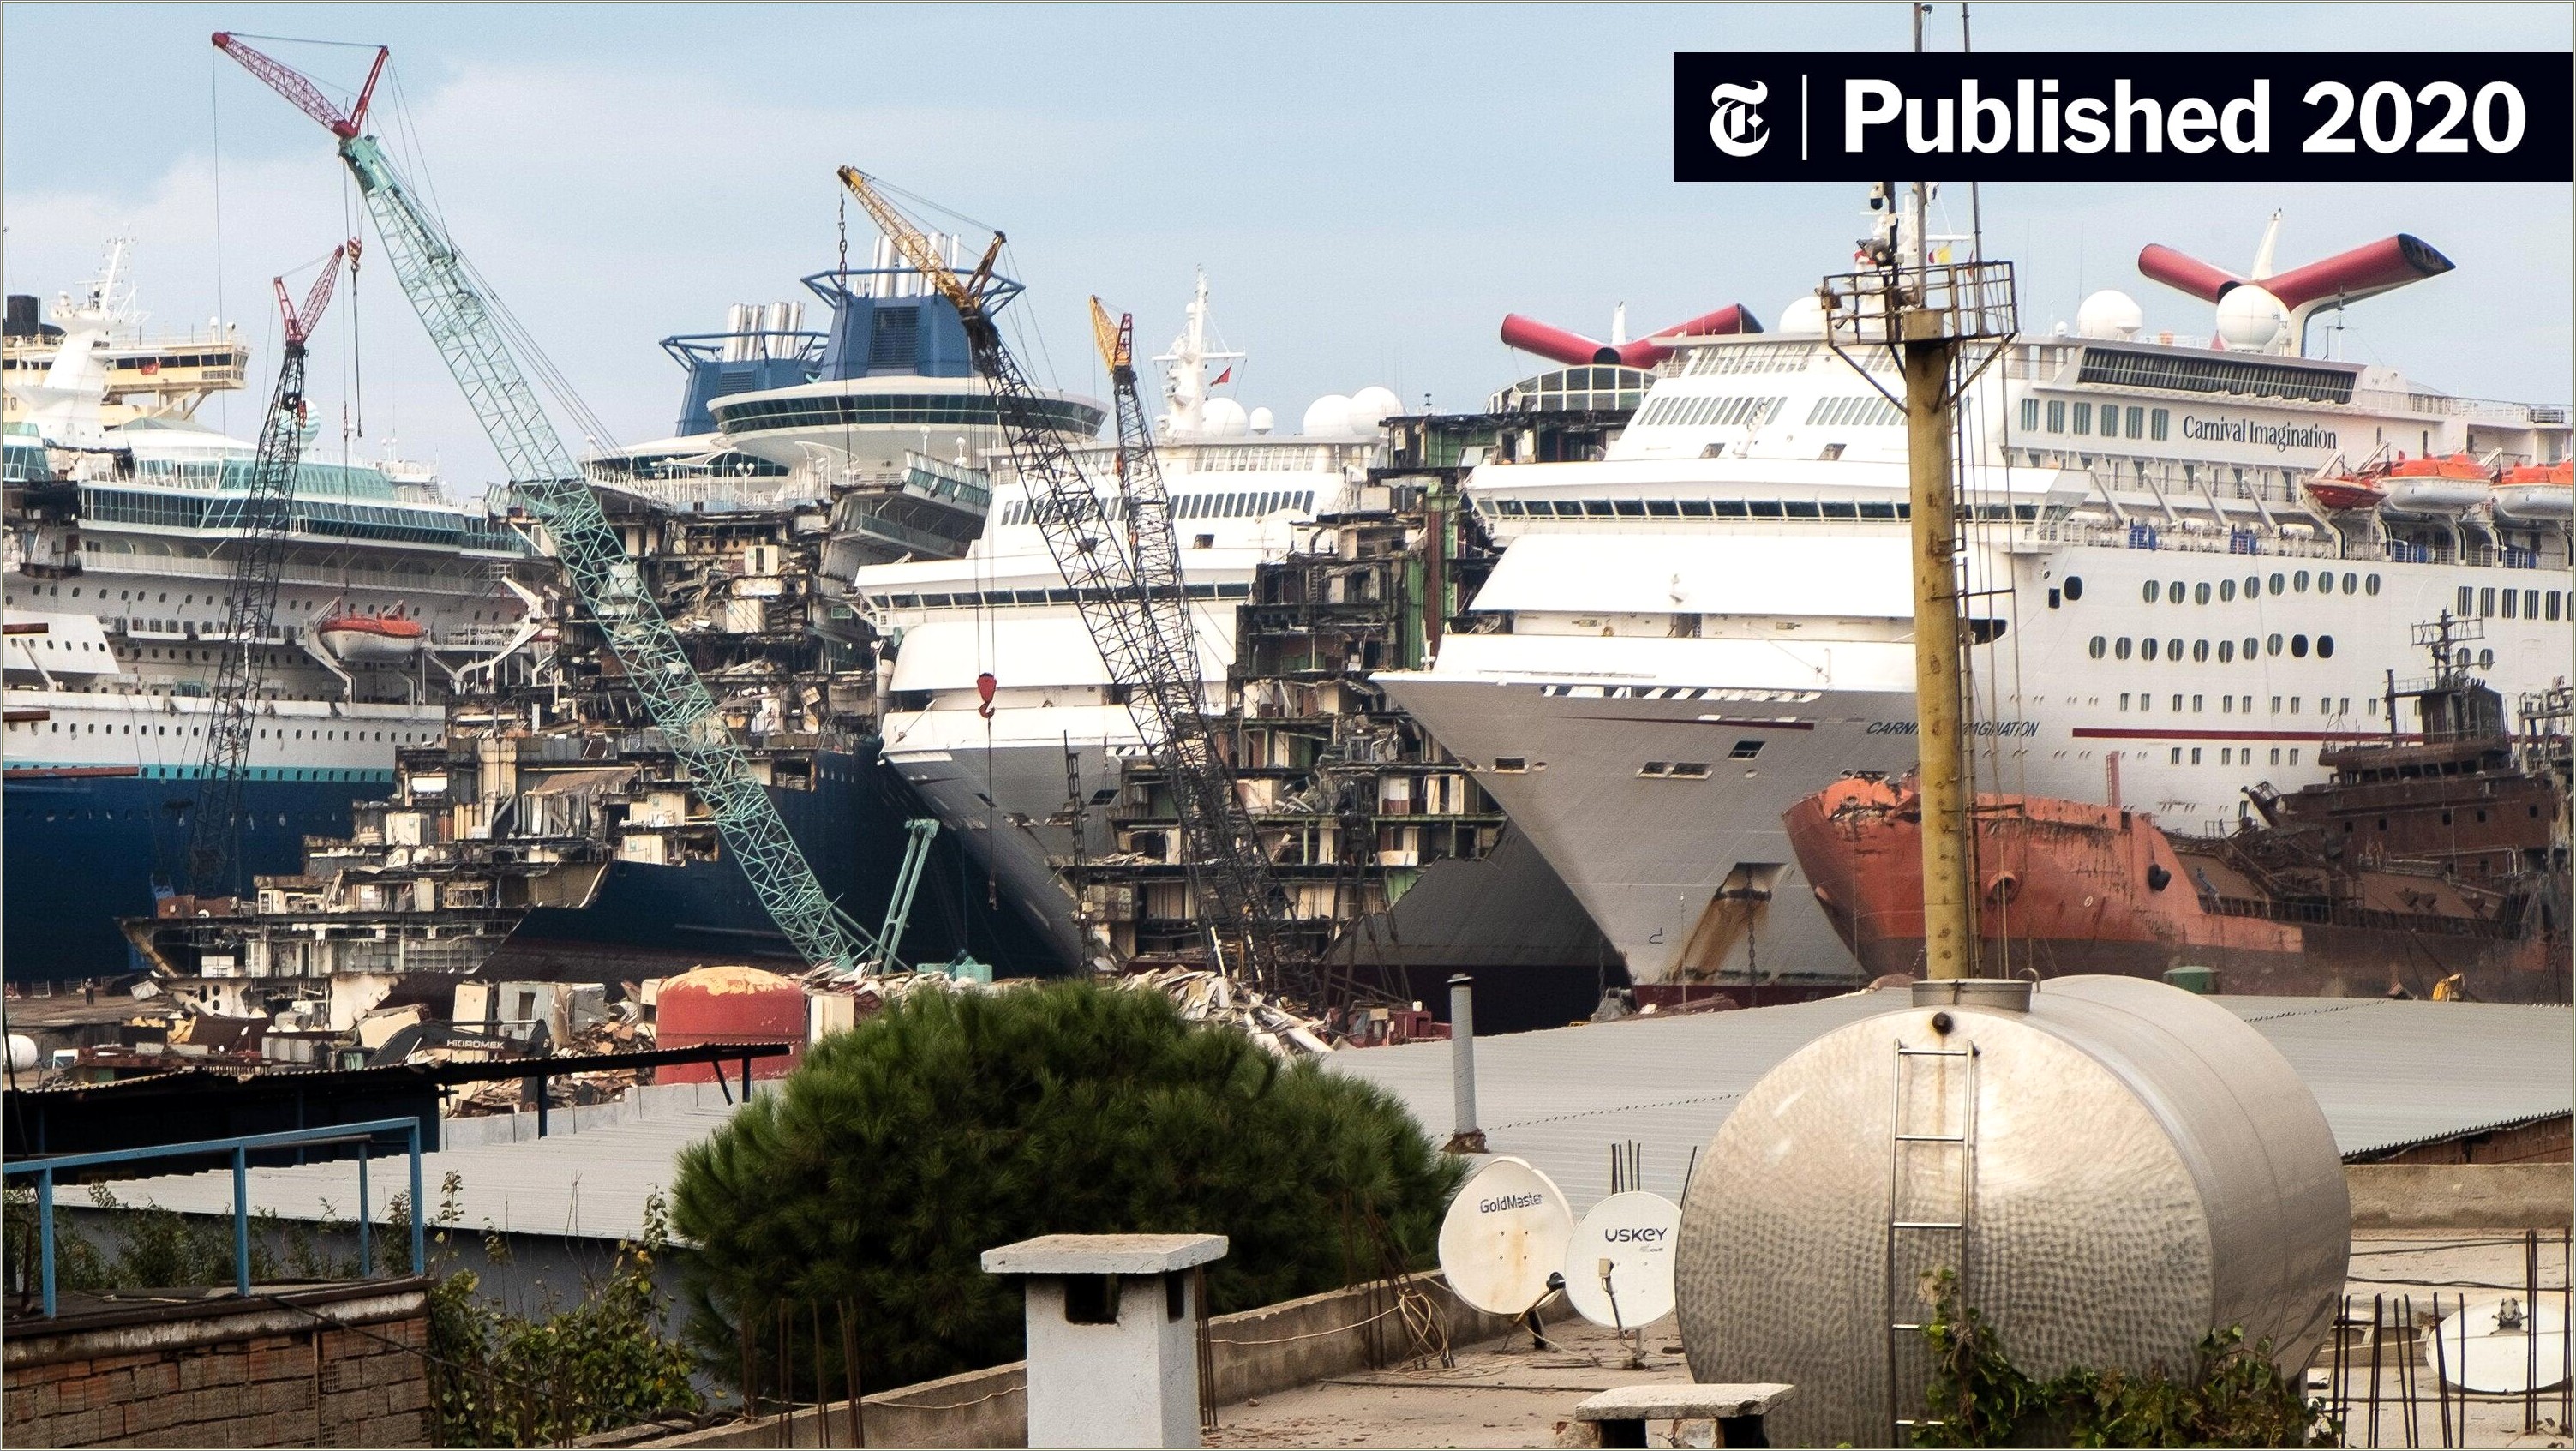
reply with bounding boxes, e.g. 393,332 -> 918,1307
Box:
1707,81 -> 1771,156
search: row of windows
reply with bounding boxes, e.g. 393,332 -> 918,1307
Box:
2118,693 -> 2356,715
2090,633 -> 2337,662
1679,342 -> 1824,375
877,582 -> 1253,610
2462,585 -> 2565,621
2075,347 -> 2357,405
2024,398 -> 2171,441
1806,393 -> 1906,428
19,719 -> 431,743
996,489 -> 1320,528
2121,570 -> 2386,603
1539,684 -> 1821,703
2172,746 -> 2302,767
1631,393 -> 1786,429
712,393 -> 1107,436
1482,496 -> 2042,523
81,488 -> 516,550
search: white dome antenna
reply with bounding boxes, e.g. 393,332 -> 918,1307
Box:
2076,290 -> 2143,340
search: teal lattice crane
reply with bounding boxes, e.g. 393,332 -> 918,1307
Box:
214,33 -> 873,970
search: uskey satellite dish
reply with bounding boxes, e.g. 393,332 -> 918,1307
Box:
2433,1294 -> 2571,1394
1437,1157 -> 1575,1316
1563,1191 -> 1681,1331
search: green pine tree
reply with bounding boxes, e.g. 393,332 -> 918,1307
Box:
670,980 -> 1463,1392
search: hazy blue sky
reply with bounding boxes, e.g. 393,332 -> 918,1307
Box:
7,3 -> 2568,490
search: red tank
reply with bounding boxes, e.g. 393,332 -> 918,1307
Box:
655,965 -> 806,1083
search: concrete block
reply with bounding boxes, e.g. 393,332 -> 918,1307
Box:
129,1359 -> 180,1399
254,1375 -> 313,1415
179,1350 -> 243,1390
5,1375 -> 60,1421
33,1406 -> 112,1445
385,1375 -> 429,1413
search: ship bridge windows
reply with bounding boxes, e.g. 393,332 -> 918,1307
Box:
1805,394 -> 1905,428
1632,393 -> 1786,428
2076,346 -> 2357,405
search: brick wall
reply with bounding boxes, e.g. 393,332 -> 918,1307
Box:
3,1280 -> 431,1448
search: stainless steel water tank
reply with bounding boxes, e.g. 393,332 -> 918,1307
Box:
1674,976 -> 2349,1447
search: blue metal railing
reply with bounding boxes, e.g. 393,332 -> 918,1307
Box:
4,1117 -> 425,1318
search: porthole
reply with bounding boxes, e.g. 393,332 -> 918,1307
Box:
2114,638 -> 2133,660
2291,634 -> 2309,658
2142,580 -> 2160,603
2219,639 -> 2236,663
2294,570 -> 2309,592
2244,575 -> 2261,597
2193,639 -> 2210,662
2167,580 -> 2185,603
2317,573 -> 2335,595
2194,582 -> 2212,605
2268,573 -> 2285,595
2317,635 -> 2334,659
2064,576 -> 2084,602
2244,636 -> 2259,659
2088,636 -> 2107,659
2365,574 -> 2381,596
2220,579 -> 2237,602
2267,633 -> 2284,657
2169,639 -> 2184,661
2479,648 -> 2495,669
2142,638 -> 2160,661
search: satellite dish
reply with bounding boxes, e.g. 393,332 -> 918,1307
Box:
1561,1191 -> 1681,1330
1437,1156 -> 1575,1316
2434,1295 -> 2570,1394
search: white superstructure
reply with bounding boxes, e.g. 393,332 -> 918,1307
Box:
847,273 -> 1397,966
1378,214 -> 2573,989
3,242 -> 530,787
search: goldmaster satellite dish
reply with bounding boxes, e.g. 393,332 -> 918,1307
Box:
1563,1191 -> 1682,1330
1437,1156 -> 1576,1316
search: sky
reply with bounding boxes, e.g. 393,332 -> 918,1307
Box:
6,2 -> 2569,495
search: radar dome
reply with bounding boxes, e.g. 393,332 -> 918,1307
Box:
2076,290 -> 2144,340
2214,284 -> 2290,352
1775,294 -> 1828,337
1345,386 -> 1402,432
1301,393 -> 1352,436
1198,396 -> 1249,437
1248,406 -> 1275,435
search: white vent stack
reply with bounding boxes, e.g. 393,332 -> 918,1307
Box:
1672,975 -> 2350,1448
982,1233 -> 1229,1448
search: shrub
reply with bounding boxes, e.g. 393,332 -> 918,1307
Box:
1912,1271 -> 2338,1448
670,979 -> 1463,1391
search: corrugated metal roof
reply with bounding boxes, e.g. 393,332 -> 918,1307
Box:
1323,989 -> 2573,1212
88,991 -> 2567,1241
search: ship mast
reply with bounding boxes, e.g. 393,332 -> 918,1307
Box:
1820,185 -> 2017,980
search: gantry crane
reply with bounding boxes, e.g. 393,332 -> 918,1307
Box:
837,165 -> 1349,1008
215,34 -> 873,968
187,243 -> 347,897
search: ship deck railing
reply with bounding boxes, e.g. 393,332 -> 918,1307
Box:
2198,891 -> 2530,941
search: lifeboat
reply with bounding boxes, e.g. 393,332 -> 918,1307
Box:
2381,453 -> 2495,517
2302,470 -> 2387,513
315,613 -> 427,663
2491,460 -> 2574,524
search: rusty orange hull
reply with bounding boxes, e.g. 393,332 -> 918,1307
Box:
1783,776 -> 2569,1002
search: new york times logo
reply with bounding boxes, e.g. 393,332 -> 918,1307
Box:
1708,81 -> 1770,157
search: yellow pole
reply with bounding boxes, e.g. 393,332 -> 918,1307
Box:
1902,313 -> 1975,980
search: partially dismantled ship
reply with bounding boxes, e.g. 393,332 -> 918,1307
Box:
1784,617 -> 2572,1001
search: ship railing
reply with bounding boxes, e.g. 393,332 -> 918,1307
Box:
2199,891 -> 2525,941
2013,518 -> 2347,560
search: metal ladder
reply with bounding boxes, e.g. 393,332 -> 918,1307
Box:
1884,1038 -> 1980,1443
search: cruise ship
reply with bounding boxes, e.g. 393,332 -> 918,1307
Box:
843,273 -> 1402,968
3,241 -> 529,980
1377,210 -> 2573,994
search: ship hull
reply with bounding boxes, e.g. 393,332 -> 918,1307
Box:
4,769 -> 393,980
1783,778 -> 2571,1004
488,747 -> 1057,977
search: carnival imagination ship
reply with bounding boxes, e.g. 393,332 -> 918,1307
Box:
2,240 -> 528,979
844,273 -> 1404,969
1376,209 -> 2573,994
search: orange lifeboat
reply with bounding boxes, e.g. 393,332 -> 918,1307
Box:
2303,470 -> 2387,513
2381,453 -> 2495,517
2493,459 -> 2574,524
315,612 -> 427,663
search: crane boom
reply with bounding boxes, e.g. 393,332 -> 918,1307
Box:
188,244 -> 344,897
838,167 -> 1324,1003
219,36 -> 872,969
